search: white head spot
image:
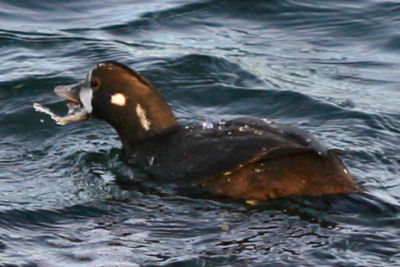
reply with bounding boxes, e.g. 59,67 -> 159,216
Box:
135,104 -> 151,131
111,93 -> 127,106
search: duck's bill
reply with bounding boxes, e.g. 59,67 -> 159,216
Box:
33,82 -> 91,125
54,82 -> 83,105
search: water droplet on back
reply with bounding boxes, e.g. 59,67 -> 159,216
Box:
202,121 -> 214,129
148,156 -> 155,166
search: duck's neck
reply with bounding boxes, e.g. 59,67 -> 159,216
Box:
110,96 -> 179,153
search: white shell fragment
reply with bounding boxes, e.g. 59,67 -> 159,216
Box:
33,103 -> 89,125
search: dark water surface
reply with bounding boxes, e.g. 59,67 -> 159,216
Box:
1,0 -> 400,266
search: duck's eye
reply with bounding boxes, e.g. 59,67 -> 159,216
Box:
91,78 -> 100,89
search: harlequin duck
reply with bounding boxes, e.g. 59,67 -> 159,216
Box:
43,61 -> 358,200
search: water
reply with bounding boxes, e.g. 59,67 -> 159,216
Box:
1,0 -> 400,266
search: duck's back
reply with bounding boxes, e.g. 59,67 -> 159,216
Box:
125,118 -> 357,199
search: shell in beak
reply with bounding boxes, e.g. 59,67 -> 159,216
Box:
33,82 -> 91,125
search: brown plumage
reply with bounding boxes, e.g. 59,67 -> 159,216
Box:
204,151 -> 356,200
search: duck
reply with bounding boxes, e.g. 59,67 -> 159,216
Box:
48,61 -> 358,200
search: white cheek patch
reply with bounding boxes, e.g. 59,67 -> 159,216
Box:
79,87 -> 93,113
88,69 -> 93,82
135,104 -> 151,131
111,93 -> 127,106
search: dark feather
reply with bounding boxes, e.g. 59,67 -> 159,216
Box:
127,118 -> 331,185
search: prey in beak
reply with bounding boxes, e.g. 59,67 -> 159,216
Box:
33,81 -> 92,125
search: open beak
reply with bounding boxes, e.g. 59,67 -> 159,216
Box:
47,81 -> 92,124
54,82 -> 83,105
33,81 -> 93,125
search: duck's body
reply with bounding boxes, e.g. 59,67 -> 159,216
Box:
45,61 -> 358,201
126,118 -> 356,200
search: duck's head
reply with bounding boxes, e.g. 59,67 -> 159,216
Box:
54,61 -> 178,145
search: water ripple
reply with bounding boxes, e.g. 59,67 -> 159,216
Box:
1,0 -> 400,266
